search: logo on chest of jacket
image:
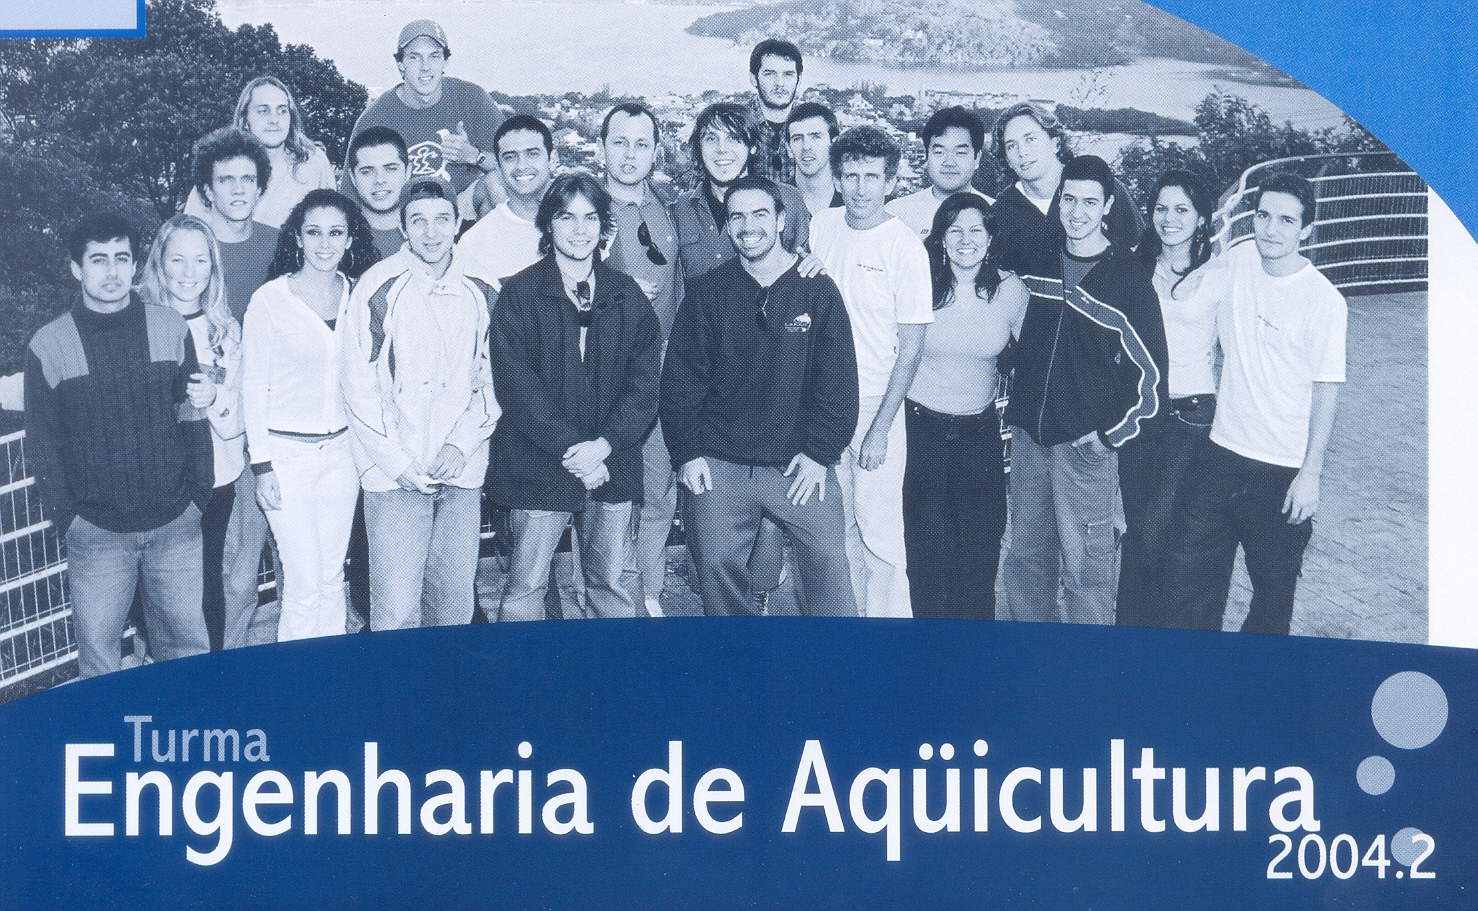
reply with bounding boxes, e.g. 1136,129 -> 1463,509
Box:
785,313 -> 811,333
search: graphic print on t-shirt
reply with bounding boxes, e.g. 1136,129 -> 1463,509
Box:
405,139 -> 450,183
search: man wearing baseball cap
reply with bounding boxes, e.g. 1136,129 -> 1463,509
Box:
341,19 -> 504,211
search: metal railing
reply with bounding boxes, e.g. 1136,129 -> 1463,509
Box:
1212,152 -> 1427,293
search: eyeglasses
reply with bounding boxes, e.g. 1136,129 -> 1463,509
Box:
637,220 -> 668,266
575,280 -> 594,327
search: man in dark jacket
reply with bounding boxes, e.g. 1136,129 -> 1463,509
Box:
487,172 -> 662,621
26,213 -> 213,678
1000,156 -> 1168,626
661,176 -> 859,616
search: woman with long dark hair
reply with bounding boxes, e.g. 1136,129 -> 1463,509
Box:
1116,170 -> 1226,627
905,192 -> 1028,619
241,190 -> 379,640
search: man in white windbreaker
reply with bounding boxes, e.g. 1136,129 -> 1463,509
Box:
341,179 -> 499,631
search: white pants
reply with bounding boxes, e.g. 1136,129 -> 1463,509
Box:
835,395 -> 912,618
265,434 -> 360,641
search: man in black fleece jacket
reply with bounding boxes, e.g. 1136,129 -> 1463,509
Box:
661,176 -> 859,616
999,157 -> 1167,627
26,213 -> 213,678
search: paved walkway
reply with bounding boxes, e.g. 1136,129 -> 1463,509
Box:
647,290 -> 1429,642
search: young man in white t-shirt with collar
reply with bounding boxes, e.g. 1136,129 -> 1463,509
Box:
808,126 -> 932,618
1165,172 -> 1346,634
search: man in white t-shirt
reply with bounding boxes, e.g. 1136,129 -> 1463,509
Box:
885,106 -> 991,240
1165,172 -> 1346,635
454,115 -> 555,289
808,126 -> 932,618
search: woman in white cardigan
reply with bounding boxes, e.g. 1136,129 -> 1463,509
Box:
242,190 -> 380,640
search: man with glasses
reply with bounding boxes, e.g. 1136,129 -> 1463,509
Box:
600,103 -> 681,617
661,176 -> 858,617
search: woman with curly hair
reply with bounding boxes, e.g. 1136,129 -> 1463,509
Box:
241,190 -> 379,640
185,76 -> 336,229
905,192 -> 1028,620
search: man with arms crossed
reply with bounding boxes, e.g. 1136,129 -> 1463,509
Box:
749,38 -> 804,185
343,20 -> 502,212
1000,155 -> 1166,626
786,102 -> 842,216
456,114 -> 556,289
808,126 -> 933,618
1164,173 -> 1344,635
487,173 -> 662,621
348,126 -> 412,259
886,105 -> 991,239
661,176 -> 859,616
600,102 -> 682,617
341,180 -> 498,631
26,213 -> 213,678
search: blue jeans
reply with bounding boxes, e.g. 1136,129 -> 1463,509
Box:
626,420 -> 678,613
221,467 -> 273,649
365,485 -> 482,630
499,502 -> 637,621
1000,430 -> 1120,625
1116,396 -> 1215,628
681,458 -> 855,617
67,503 -> 208,679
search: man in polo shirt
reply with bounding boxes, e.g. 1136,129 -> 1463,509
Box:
999,155 -> 1166,626
662,175 -> 859,617
748,38 -> 804,184
341,180 -> 498,631
343,20 -> 503,210
455,114 -> 555,289
786,102 -> 842,217
600,102 -> 682,617
192,127 -> 279,322
1164,172 -> 1345,635
25,213 -> 213,678
808,126 -> 933,618
348,126 -> 412,259
885,105 -> 991,239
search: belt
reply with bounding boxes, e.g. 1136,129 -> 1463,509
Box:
1170,394 -> 1215,410
269,427 -> 348,442
906,400 -> 997,440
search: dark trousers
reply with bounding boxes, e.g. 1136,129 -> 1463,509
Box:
1163,441 -> 1314,634
200,482 -> 236,651
1116,395 -> 1215,628
901,400 -> 1007,620
682,458 -> 855,617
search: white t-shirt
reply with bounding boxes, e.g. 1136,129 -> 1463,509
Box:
809,207 -> 934,398
454,202 -> 543,290
885,187 -> 991,241
1211,242 -> 1346,468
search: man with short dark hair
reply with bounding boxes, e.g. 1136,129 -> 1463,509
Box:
748,38 -> 804,184
25,213 -> 213,678
808,126 -> 933,618
487,172 -> 661,622
662,175 -> 859,617
342,19 -> 503,208
1163,173 -> 1344,635
600,102 -> 682,617
456,114 -> 556,288
990,102 -> 1143,275
786,102 -> 842,216
1000,155 -> 1167,626
191,127 -> 280,321
341,180 -> 498,631
886,105 -> 990,239
348,126 -> 412,259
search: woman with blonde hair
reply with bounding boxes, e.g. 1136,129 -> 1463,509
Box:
138,214 -> 267,650
185,75 -> 335,228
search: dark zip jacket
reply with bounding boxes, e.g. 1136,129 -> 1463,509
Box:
487,255 -> 662,511
661,258 -> 858,470
1003,244 -> 1168,450
993,180 -> 1145,277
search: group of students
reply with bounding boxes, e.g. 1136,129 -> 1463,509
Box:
22,23 -> 1345,681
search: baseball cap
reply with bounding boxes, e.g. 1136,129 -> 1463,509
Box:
397,20 -> 449,55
